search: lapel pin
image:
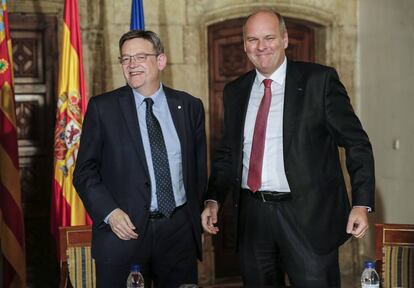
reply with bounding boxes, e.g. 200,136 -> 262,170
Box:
178,105 -> 182,109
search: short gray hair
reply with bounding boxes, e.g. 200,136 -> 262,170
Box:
119,30 -> 164,55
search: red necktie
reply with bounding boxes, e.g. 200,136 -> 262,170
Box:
247,79 -> 272,192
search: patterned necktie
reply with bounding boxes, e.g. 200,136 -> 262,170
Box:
144,98 -> 175,217
247,79 -> 273,192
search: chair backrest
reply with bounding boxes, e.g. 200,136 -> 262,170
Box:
59,225 -> 95,288
375,223 -> 414,288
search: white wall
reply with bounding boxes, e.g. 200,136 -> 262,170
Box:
358,0 -> 414,230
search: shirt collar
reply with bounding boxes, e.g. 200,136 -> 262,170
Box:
255,56 -> 287,87
133,83 -> 165,107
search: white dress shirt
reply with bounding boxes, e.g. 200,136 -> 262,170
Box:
241,57 -> 291,192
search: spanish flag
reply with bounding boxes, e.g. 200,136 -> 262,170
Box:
0,0 -> 27,287
51,0 -> 91,240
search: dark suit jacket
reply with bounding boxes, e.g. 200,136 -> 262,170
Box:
207,60 -> 375,254
73,85 -> 207,264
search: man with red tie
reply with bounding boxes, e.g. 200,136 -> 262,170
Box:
201,9 -> 375,287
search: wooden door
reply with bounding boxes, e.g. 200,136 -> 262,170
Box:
208,17 -> 316,280
10,13 -> 59,287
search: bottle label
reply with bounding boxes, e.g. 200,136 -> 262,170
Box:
362,284 -> 379,288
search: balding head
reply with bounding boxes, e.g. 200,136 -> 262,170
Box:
243,9 -> 287,39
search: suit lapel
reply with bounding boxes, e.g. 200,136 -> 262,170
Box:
231,71 -> 256,176
236,71 -> 256,147
118,86 -> 150,179
283,60 -> 304,155
164,87 -> 186,149
164,86 -> 188,187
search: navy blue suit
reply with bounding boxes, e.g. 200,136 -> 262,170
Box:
74,85 -> 207,286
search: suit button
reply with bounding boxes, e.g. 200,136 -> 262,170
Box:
234,203 -> 238,208
145,182 -> 150,188
144,204 -> 149,209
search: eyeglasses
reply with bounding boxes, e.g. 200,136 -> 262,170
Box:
118,53 -> 158,65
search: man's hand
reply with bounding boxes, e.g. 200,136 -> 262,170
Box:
108,208 -> 138,240
346,206 -> 369,238
201,201 -> 219,235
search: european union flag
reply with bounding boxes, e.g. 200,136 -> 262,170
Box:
131,0 -> 145,30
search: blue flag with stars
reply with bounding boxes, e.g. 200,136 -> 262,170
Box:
131,0 -> 145,30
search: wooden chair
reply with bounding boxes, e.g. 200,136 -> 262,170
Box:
375,223 -> 414,288
59,225 -> 95,288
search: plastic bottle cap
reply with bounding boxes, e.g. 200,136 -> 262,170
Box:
364,260 -> 375,269
130,264 -> 140,272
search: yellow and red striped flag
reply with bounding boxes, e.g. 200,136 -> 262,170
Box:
0,0 -> 27,287
51,0 -> 91,239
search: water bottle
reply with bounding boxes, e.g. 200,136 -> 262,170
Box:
126,264 -> 144,288
361,260 -> 380,288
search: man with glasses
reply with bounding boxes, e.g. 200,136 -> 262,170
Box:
74,30 -> 207,287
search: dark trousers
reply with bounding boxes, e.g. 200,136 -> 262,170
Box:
239,190 -> 340,288
95,204 -> 198,288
